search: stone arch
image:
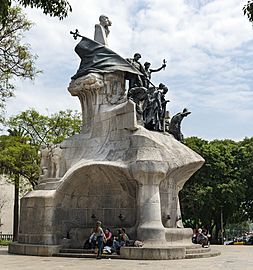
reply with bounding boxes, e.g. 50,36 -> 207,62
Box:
52,162 -> 138,247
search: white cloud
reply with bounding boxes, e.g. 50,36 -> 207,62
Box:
4,0 -> 253,140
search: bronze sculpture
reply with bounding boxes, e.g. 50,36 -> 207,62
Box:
70,29 -> 191,142
142,61 -> 166,88
126,53 -> 145,89
168,108 -> 191,142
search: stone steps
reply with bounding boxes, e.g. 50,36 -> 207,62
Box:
54,253 -> 120,259
53,249 -> 120,259
185,245 -> 221,258
185,247 -> 211,254
53,247 -> 221,260
60,248 -> 94,253
185,249 -> 221,259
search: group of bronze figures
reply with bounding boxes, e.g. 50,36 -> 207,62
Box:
70,15 -> 191,143
126,53 -> 191,143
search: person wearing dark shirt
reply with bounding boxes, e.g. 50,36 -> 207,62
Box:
112,228 -> 129,254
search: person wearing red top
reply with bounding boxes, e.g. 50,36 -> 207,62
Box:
103,228 -> 113,246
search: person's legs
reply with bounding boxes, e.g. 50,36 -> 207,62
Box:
119,241 -> 126,247
112,239 -> 120,253
90,235 -> 96,250
202,236 -> 208,247
90,241 -> 94,249
97,236 -> 103,258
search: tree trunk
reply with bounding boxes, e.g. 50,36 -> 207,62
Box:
13,175 -> 19,241
213,221 -> 222,244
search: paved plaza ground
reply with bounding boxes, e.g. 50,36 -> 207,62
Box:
0,245 -> 252,270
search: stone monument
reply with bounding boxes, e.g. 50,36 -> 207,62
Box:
9,16 -> 208,260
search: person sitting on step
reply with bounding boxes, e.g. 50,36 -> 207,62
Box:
111,227 -> 129,254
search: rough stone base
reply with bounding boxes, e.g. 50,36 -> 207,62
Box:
165,228 -> 193,245
120,246 -> 186,260
8,242 -> 62,256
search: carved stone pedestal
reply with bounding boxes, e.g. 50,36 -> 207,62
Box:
9,73 -> 204,259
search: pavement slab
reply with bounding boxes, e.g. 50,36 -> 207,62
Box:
0,245 -> 253,270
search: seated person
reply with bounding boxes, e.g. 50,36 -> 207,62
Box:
196,228 -> 208,247
112,228 -> 129,254
103,228 -> 113,247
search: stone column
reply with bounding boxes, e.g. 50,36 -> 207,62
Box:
137,182 -> 166,244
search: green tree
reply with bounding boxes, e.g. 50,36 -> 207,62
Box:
236,137 -> 253,220
0,0 -> 72,23
4,108 -> 81,190
8,108 -> 82,146
1,108 -> 81,240
0,6 -> 39,118
0,132 -> 39,240
181,137 -> 247,242
0,0 -> 72,118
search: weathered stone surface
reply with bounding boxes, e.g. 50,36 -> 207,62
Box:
12,73 -> 204,257
9,242 -> 61,256
120,246 -> 186,260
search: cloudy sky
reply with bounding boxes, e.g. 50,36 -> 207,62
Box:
5,0 -> 253,140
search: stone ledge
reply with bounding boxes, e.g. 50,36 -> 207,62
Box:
120,246 -> 186,260
8,242 -> 62,256
185,249 -> 221,259
165,228 -> 193,245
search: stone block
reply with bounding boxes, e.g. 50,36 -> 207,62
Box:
37,245 -> 51,256
77,196 -> 89,208
103,208 -> 115,225
115,208 -> 136,227
9,243 -> 61,256
109,129 -> 130,141
8,242 -> 25,254
69,208 -> 87,224
121,246 -> 186,260
25,244 -> 39,255
23,198 -> 36,208
116,112 -> 137,131
87,209 -> 104,227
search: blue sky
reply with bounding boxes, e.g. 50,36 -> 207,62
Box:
5,0 -> 253,141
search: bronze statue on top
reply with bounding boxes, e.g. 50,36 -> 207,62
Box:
71,24 -> 191,142
168,108 -> 191,142
143,83 -> 169,131
126,53 -> 145,89
125,53 -> 191,141
143,60 -> 166,88
94,15 -> 112,46
125,52 -> 169,132
127,86 -> 147,115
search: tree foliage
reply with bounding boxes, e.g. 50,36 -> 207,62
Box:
1,109 -> 81,239
7,108 -> 82,146
0,0 -> 72,23
180,136 -> 253,242
236,137 -> 253,220
0,132 -> 39,186
0,6 -> 39,116
0,130 -> 39,240
1,108 -> 81,189
243,1 -> 253,24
